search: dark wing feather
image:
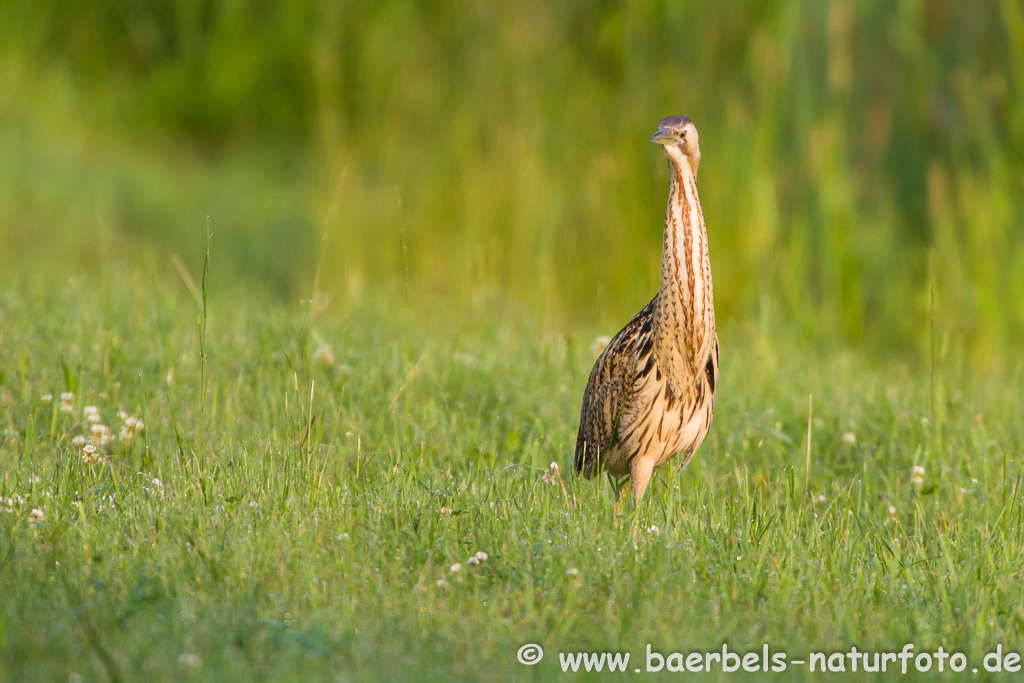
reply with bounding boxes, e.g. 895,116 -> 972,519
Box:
574,300 -> 655,477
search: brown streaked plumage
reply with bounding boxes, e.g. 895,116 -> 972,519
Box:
574,116 -> 718,506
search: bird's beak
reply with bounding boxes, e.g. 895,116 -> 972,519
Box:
650,127 -> 678,145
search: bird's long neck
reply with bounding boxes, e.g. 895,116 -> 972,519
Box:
653,155 -> 715,392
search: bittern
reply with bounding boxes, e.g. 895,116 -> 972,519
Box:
574,116 -> 718,507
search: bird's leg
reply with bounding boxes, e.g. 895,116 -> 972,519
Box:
630,457 -> 657,508
627,460 -> 658,545
610,474 -> 630,521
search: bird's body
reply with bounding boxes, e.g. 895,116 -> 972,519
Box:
574,116 -> 718,505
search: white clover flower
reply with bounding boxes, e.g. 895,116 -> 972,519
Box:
912,465 -> 925,476
71,435 -> 87,447
439,506 -> 452,516
436,579 -> 448,587
41,393 -> 53,403
248,501 -> 259,509
467,556 -> 479,566
842,432 -> 856,445
911,476 -> 924,487
646,525 -> 660,537
450,563 -> 462,574
90,423 -> 113,447
475,551 -> 488,562
29,508 -> 45,526
887,505 -> 896,515
566,567 -> 580,576
81,444 -> 99,464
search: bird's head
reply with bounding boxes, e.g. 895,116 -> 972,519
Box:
651,116 -> 700,177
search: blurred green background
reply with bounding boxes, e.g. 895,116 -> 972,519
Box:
1,0 -> 1021,361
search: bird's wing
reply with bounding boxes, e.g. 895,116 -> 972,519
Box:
574,300 -> 655,477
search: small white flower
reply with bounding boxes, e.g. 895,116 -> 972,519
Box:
467,556 -> 479,566
435,578 -> 448,587
450,563 -> 461,574
151,478 -> 163,489
83,405 -> 99,417
816,495 -> 826,504
911,476 -> 924,487
41,393 -> 53,403
71,435 -> 87,447
475,551 -> 488,562
248,501 -> 259,509
29,508 -> 45,526
337,532 -> 350,541
61,392 -> 74,401
912,465 -> 925,476
566,567 -> 579,576
842,432 -> 856,445
646,525 -> 660,537
81,444 -> 99,464
887,505 -> 896,515
439,506 -> 452,516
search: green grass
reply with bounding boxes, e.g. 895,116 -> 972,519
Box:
2,270 -> 1022,681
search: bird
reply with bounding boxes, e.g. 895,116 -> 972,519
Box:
574,115 -> 718,509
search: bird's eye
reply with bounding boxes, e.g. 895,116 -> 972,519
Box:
680,130 -> 687,139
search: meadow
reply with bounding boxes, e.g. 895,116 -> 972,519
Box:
2,0 -> 1024,680
2,266 -> 1023,681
